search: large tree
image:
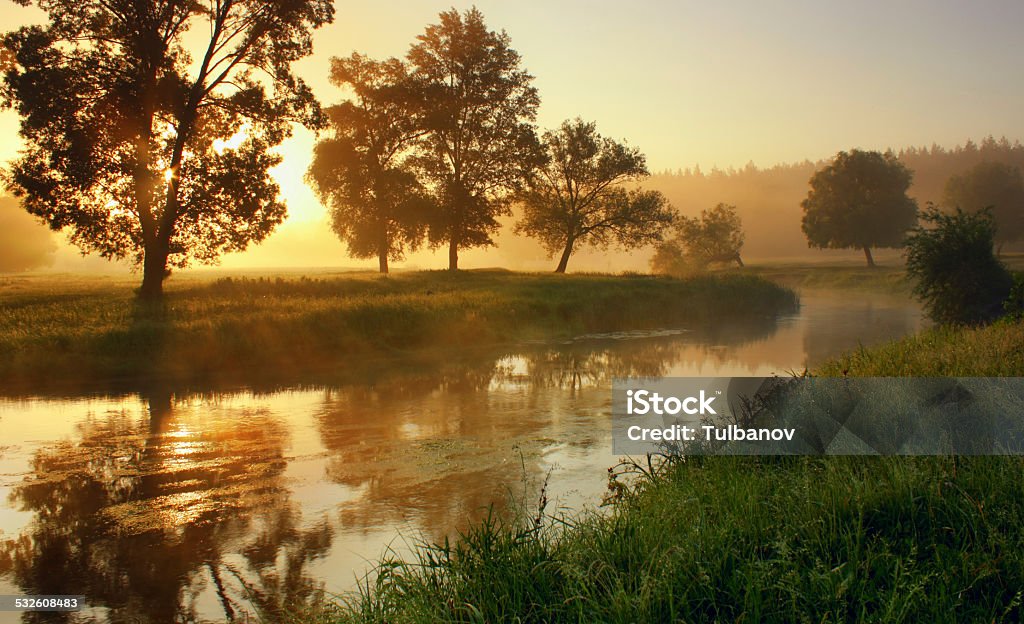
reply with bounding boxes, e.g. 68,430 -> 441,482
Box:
801,149 -> 918,267
1,0 -> 334,298
515,119 -> 674,273
307,54 -> 430,274
943,161 -> 1024,251
407,7 -> 542,271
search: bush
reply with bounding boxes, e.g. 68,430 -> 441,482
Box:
904,205 -> 1012,324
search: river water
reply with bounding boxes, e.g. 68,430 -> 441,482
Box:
0,291 -> 924,623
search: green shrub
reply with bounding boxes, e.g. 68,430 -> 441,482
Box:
904,205 -> 1012,324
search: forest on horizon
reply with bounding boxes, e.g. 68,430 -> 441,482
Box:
642,136 -> 1024,261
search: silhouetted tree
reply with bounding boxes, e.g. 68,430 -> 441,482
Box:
943,161 -> 1024,252
307,54 -> 431,274
1,1 -> 334,298
801,150 -> 918,267
515,119 -> 674,273
677,203 -> 745,268
905,204 -> 1012,324
407,8 -> 543,271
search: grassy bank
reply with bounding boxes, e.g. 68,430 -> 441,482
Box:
0,270 -> 797,392
743,261 -> 911,294
299,320 -> 1024,624
302,456 -> 1023,624
819,318 -> 1024,376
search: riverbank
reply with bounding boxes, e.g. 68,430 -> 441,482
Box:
298,319 -> 1024,624
0,270 -> 797,393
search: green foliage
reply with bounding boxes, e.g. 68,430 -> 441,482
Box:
652,203 -> 744,274
801,150 -> 918,266
1,1 -> 334,296
307,54 -> 432,273
943,160 -> 1024,246
819,319 -> 1024,377
407,8 -> 544,269
1004,273 -> 1024,320
515,118 -> 674,273
904,204 -> 1012,324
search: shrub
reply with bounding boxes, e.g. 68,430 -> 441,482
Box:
904,204 -> 1012,324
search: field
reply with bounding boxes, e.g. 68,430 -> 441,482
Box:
0,269 -> 797,393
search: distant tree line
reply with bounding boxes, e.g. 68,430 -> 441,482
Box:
647,138 -> 1024,262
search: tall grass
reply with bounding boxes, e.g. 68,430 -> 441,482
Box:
0,270 -> 797,391
298,455 -> 1024,624
819,318 -> 1024,376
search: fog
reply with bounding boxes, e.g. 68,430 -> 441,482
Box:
0,196 -> 56,272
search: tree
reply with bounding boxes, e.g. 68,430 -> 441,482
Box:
680,203 -> 745,267
1,1 -> 334,298
650,204 -> 744,275
307,54 -> 431,274
407,7 -> 542,271
943,161 -> 1024,251
515,118 -> 674,273
904,204 -> 1012,325
801,150 -> 918,267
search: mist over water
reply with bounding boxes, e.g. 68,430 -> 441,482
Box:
0,291 -> 923,622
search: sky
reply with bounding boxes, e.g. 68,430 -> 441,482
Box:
2,0 -> 1024,270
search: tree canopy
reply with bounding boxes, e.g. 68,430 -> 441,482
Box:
1,0 -> 334,297
307,54 -> 431,274
943,161 -> 1024,249
515,119 -> 674,273
651,204 -> 745,275
407,7 -> 543,271
801,150 -> 918,267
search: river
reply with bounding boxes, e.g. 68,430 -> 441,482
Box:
0,290 -> 924,623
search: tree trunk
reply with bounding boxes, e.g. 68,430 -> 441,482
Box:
734,254 -> 744,268
448,239 -> 459,271
139,242 -> 169,300
555,239 -> 573,273
863,246 -> 876,268
378,252 -> 389,274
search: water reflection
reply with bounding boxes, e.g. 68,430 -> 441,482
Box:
0,396 -> 330,623
0,293 -> 924,622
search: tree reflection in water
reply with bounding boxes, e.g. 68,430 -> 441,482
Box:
0,391 -> 331,623
0,314 -> 801,623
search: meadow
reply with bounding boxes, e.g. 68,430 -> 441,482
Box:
0,269 -> 797,393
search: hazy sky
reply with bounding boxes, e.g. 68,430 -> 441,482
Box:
2,0 -> 1024,269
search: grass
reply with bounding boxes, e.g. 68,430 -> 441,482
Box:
294,455 -> 1024,624
293,314 -> 1024,624
819,318 -> 1024,376
742,260 -> 912,294
0,270 -> 797,393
